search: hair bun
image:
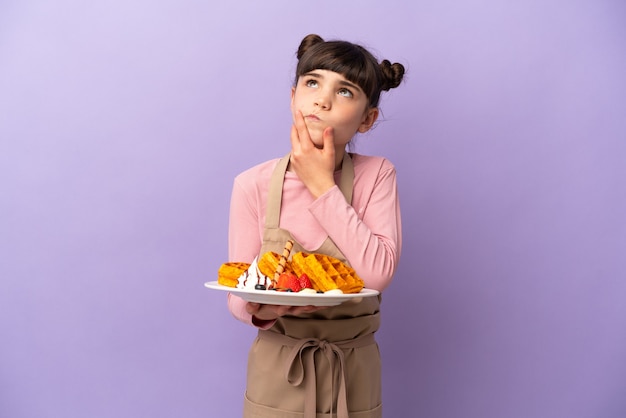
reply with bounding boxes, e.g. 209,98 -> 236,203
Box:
297,34 -> 325,60
380,59 -> 405,91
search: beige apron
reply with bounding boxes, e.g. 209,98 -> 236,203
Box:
243,154 -> 383,418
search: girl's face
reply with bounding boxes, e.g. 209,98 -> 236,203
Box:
291,69 -> 378,150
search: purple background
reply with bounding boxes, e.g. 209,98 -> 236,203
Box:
1,1 -> 625,417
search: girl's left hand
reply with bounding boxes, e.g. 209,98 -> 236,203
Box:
289,110 -> 337,198
246,302 -> 324,322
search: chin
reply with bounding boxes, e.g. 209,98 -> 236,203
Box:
308,134 -> 324,147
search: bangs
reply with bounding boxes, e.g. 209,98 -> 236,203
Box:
296,41 -> 382,106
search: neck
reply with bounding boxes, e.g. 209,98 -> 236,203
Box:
285,148 -> 346,172
334,148 -> 345,171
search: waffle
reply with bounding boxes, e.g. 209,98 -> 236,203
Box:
257,251 -> 294,278
291,252 -> 364,293
217,262 -> 250,287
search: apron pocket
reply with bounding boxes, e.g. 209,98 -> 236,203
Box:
244,393 -> 382,418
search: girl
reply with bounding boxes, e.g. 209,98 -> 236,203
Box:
227,34 -> 405,418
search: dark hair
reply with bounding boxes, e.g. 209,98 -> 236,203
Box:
295,34 -> 405,108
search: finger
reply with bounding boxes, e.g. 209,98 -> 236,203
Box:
276,305 -> 291,316
322,126 -> 335,153
291,305 -> 321,315
246,302 -> 260,315
294,110 -> 313,150
294,109 -> 305,129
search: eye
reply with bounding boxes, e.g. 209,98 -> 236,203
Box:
305,79 -> 318,88
338,88 -> 353,98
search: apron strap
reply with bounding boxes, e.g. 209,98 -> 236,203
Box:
264,153 -> 355,230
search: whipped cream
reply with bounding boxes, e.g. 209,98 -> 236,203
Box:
236,257 -> 272,290
236,258 -> 342,294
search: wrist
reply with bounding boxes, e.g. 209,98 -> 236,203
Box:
311,180 -> 336,199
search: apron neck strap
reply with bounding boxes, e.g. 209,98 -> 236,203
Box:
265,153 -> 354,229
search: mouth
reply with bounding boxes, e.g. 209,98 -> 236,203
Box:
304,114 -> 321,122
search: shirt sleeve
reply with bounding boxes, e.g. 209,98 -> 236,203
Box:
226,173 -> 277,328
228,176 -> 263,263
227,293 -> 275,329
308,161 -> 401,291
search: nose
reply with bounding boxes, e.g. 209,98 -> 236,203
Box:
314,90 -> 332,109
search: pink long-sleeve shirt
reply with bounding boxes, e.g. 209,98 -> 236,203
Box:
227,153 -> 402,326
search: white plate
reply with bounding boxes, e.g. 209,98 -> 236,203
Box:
204,281 -> 379,306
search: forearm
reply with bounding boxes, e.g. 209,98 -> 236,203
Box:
228,178 -> 263,263
308,185 -> 401,291
227,293 -> 276,329
226,179 -> 268,326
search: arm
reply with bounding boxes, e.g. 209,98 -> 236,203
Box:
308,161 -> 401,291
228,176 -> 263,264
226,175 -> 266,326
226,173 -> 324,327
288,111 -> 401,290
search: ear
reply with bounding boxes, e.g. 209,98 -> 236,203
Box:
357,107 -> 379,133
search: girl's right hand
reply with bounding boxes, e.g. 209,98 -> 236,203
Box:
289,110 -> 337,198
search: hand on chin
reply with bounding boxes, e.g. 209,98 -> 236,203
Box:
301,120 -> 325,148
306,130 -> 326,149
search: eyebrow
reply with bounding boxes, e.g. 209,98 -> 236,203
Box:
304,71 -> 362,92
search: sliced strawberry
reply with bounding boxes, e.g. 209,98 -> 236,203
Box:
286,275 -> 301,292
276,273 -> 291,290
277,272 -> 300,292
298,273 -> 313,289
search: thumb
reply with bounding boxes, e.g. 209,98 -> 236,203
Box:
322,126 -> 335,151
246,302 -> 260,315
